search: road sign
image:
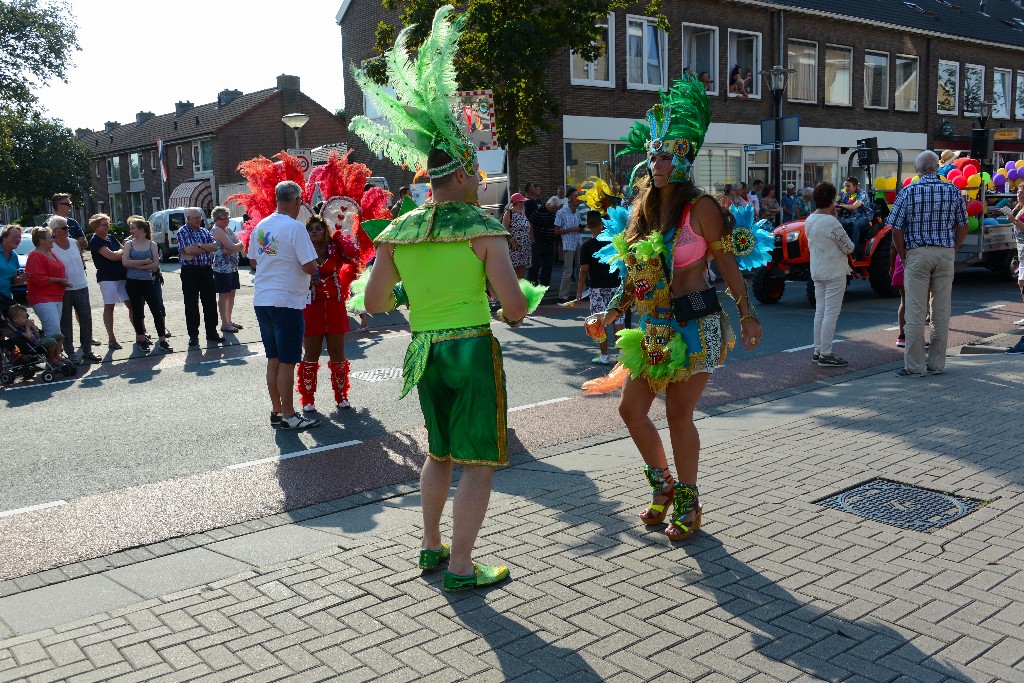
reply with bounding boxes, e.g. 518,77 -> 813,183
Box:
744,144 -> 774,153
759,115 -> 800,144
287,148 -> 313,175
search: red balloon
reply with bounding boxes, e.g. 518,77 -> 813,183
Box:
966,199 -> 984,216
952,176 -> 969,189
946,168 -> 962,180
885,191 -> 896,203
903,177 -> 913,186
952,157 -> 971,170
962,164 -> 979,178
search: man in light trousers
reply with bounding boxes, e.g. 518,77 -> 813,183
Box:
554,188 -> 584,300
887,150 -> 968,377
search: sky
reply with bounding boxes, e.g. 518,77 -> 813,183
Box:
36,0 -> 348,131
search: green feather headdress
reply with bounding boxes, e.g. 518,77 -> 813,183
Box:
349,6 -> 477,180
618,74 -> 712,185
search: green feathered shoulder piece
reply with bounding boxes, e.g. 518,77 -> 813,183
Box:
375,202 -> 509,244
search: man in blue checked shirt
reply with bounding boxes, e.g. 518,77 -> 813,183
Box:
176,208 -> 222,347
887,150 -> 968,378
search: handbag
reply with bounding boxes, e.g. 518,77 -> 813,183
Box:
671,287 -> 722,324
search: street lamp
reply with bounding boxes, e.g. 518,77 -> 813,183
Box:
977,100 -> 993,129
760,65 -> 796,207
281,113 -> 310,148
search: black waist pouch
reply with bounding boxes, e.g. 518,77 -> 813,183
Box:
671,287 -> 722,325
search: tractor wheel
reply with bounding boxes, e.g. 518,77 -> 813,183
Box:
869,234 -> 898,298
751,267 -> 785,304
159,244 -> 171,263
998,251 -> 1020,282
0,370 -> 13,385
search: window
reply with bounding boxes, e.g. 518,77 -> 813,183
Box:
96,161 -> 102,178
107,156 -> 120,183
682,23 -> 718,95
993,68 -> 1012,119
129,191 -> 146,216
804,161 -> 839,188
626,15 -> 666,90
727,30 -> 761,98
787,40 -> 817,103
894,55 -> 918,112
692,147 -> 742,196
937,60 -> 959,114
571,15 -> 614,87
963,64 -> 985,116
150,151 -> 156,171
192,139 -> 212,173
129,153 -> 142,181
175,145 -> 183,167
864,51 -> 889,109
825,45 -> 852,106
151,197 -> 162,213
1016,72 -> 1024,119
109,193 -> 123,224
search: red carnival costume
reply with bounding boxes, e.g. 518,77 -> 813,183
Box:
229,150 -> 389,411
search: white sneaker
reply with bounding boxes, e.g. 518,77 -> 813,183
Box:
337,400 -> 351,409
302,404 -> 316,413
281,413 -> 321,430
1015,318 -> 1024,327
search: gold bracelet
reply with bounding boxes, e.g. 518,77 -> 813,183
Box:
739,314 -> 759,324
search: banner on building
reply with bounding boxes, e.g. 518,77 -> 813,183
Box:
453,90 -> 498,151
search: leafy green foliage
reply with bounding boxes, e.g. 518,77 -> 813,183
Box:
372,0 -> 665,157
0,113 -> 91,214
0,0 -> 80,111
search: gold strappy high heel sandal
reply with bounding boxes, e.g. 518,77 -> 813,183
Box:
641,465 -> 675,525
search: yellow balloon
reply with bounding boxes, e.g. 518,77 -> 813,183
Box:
987,181 -> 996,190
967,175 -> 981,187
885,176 -> 897,191
873,177 -> 886,191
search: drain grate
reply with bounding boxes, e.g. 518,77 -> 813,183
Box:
816,478 -> 983,531
351,367 -> 403,382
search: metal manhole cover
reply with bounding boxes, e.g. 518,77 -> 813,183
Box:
816,478 -> 983,531
351,367 -> 403,382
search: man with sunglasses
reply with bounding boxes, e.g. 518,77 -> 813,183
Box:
50,193 -> 86,252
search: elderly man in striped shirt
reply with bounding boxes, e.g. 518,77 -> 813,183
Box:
554,187 -> 585,301
887,150 -> 968,377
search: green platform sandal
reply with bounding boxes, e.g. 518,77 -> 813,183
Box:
418,544 -> 451,571
443,562 -> 510,592
666,484 -> 701,541
641,465 -> 676,525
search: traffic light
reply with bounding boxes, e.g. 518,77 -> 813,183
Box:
856,137 -> 879,167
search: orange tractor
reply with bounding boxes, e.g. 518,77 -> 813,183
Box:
750,148 -> 901,305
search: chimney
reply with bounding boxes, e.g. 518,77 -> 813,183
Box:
174,101 -> 194,117
217,88 -> 242,108
135,111 -> 154,125
103,121 -> 120,133
276,74 -> 300,92
75,128 -> 93,139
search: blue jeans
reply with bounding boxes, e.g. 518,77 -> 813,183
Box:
255,305 -> 305,364
840,216 -> 871,255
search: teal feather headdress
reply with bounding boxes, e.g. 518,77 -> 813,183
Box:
617,74 -> 712,186
349,6 -> 477,180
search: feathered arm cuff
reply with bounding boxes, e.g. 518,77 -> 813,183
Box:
497,280 -> 547,328
708,219 -> 774,271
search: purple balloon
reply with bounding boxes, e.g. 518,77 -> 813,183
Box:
1007,161 -> 1017,172
996,177 -> 1006,188
1009,169 -> 1019,181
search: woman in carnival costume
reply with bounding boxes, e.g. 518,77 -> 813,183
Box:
348,6 -> 545,591
587,74 -> 769,541
229,151 -> 386,411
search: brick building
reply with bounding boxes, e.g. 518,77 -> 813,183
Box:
338,0 -> 1024,198
76,75 -> 347,223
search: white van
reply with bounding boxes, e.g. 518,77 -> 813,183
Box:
366,176 -> 390,192
148,208 -> 208,262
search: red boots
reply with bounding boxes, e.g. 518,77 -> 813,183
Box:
329,359 -> 351,409
297,361 -> 319,411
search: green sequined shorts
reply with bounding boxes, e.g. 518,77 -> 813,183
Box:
418,333 -> 508,467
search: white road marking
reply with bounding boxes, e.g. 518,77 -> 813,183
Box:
884,327 -> 900,331
782,340 -> 844,353
509,396 -> 572,413
2,374 -> 110,391
227,440 -> 362,469
964,304 -> 1005,314
0,500 -> 67,518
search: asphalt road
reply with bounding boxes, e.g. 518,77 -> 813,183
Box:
2,263 -> 1017,508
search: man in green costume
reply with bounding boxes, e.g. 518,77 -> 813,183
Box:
351,7 -> 534,591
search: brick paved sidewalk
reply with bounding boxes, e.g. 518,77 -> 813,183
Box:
1,355 -> 1022,682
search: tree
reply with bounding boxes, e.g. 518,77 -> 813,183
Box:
371,0 -> 665,189
0,0 -> 79,111
0,113 -> 91,216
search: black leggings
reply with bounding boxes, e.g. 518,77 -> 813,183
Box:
125,278 -> 166,338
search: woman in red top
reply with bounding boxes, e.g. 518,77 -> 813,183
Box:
25,227 -> 71,337
296,215 -> 362,411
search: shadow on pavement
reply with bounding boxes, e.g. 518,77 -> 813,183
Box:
680,534 -> 966,682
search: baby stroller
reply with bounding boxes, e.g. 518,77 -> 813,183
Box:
0,313 -> 76,385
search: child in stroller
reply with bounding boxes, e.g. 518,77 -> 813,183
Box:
1,304 -> 76,384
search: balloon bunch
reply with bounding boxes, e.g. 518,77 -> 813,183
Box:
871,176 -> 898,204
991,160 -> 1024,192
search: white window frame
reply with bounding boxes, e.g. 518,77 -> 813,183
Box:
96,160 -> 102,178
682,23 -> 719,96
129,152 -> 143,181
787,39 -> 818,104
1016,71 -> 1024,120
993,68 -> 1012,119
175,145 -> 183,167
570,14 -> 615,88
626,14 -> 667,91
151,197 -> 161,213
894,54 -> 919,112
191,139 -> 213,174
963,63 -> 986,117
107,156 -> 120,183
863,50 -> 889,110
150,150 -> 156,171
937,60 -> 960,115
727,29 -> 762,99
824,44 -> 853,107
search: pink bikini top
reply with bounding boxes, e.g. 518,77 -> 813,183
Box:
673,206 -> 708,269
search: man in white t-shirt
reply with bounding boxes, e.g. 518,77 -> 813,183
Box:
49,215 -> 99,363
248,181 -> 320,430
